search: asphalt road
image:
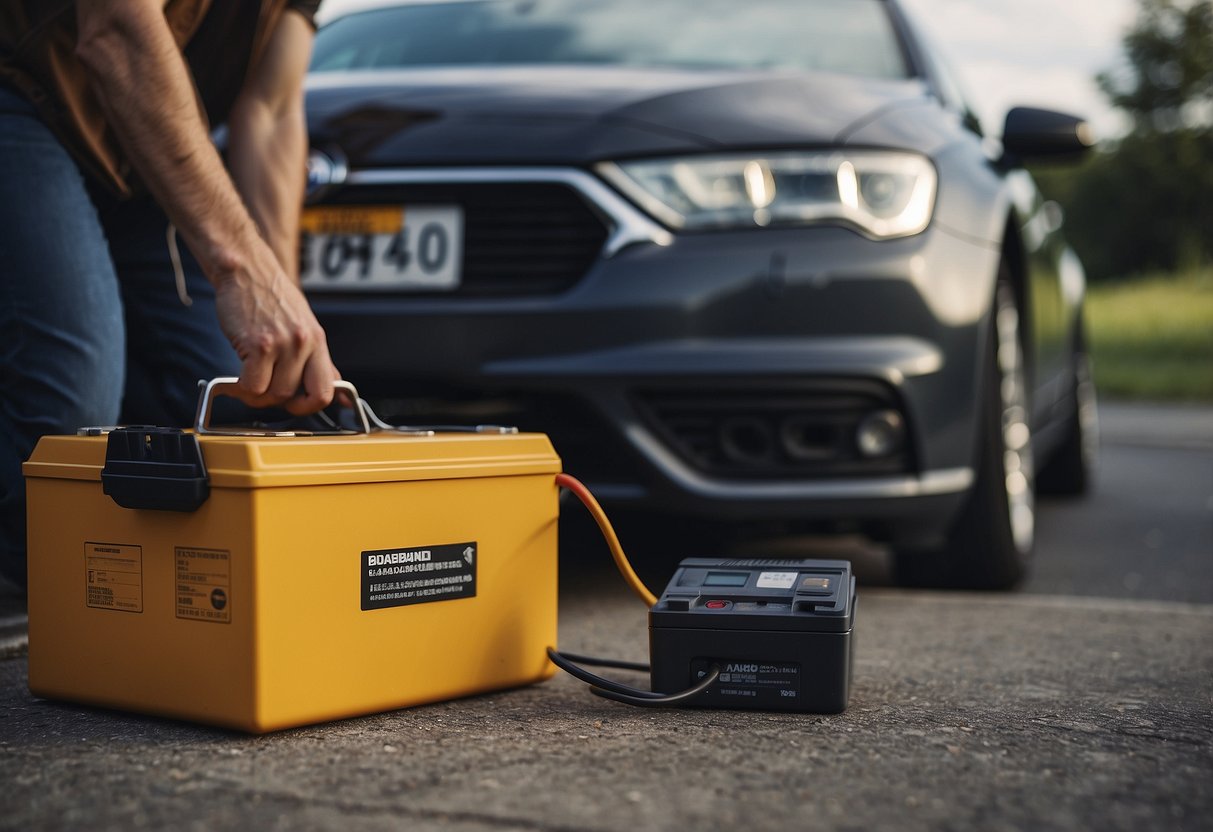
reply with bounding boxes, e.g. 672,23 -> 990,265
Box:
1026,402 -> 1213,604
1,402 -> 1210,831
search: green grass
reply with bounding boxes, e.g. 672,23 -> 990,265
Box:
1086,268 -> 1213,401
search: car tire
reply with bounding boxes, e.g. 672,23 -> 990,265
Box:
895,272 -> 1034,590
1036,327 -> 1098,496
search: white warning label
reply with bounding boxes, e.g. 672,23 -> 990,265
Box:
175,547 -> 231,623
756,571 -> 798,589
85,542 -> 143,613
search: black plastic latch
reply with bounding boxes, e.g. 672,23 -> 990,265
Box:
101,427 -> 210,512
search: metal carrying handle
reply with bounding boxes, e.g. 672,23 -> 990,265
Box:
194,377 -> 372,435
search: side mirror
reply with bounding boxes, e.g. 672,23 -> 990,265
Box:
1001,107 -> 1094,166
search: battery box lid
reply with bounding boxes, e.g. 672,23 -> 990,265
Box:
24,430 -> 561,489
649,558 -> 855,633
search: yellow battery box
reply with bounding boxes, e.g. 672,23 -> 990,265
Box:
23,381 -> 561,733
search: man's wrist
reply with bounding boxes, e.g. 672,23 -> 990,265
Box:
203,227 -> 281,290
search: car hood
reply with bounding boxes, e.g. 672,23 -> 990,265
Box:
304,65 -> 936,168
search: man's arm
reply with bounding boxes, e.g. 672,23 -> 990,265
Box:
74,0 -> 338,414
227,9 -> 312,280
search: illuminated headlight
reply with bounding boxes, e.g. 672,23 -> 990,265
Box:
597,151 -> 936,239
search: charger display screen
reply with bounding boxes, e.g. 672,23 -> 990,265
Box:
703,572 -> 749,587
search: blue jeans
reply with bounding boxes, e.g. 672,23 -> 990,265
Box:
0,86 -> 242,587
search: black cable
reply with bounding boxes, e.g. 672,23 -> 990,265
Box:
547,648 -> 720,707
547,648 -> 664,698
588,665 -> 721,708
557,651 -> 650,673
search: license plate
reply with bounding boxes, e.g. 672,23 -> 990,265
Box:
299,205 -> 463,291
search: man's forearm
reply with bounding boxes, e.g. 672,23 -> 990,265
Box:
226,9 -> 314,281
227,96 -> 307,280
73,1 -> 340,414
75,2 -> 278,285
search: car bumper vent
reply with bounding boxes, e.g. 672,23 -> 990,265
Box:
636,382 -> 914,480
326,182 -> 609,296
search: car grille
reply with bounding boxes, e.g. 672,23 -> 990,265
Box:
636,381 -> 914,480
323,182 -> 609,296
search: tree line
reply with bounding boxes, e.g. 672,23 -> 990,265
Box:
1029,0 -> 1211,282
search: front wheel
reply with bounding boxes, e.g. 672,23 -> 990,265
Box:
896,275 -> 1034,589
1036,329 -> 1098,496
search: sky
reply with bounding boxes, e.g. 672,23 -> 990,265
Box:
900,0 -> 1137,139
316,0 -> 1139,140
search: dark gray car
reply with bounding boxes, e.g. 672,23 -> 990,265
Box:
301,0 -> 1098,588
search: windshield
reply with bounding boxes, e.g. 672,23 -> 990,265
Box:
311,0 -> 910,80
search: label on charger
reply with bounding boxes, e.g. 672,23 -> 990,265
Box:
361,542 -> 477,611
755,571 -> 798,589
692,659 -> 801,702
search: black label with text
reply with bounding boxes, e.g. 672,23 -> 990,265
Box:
361,542 -> 477,611
692,659 -> 802,704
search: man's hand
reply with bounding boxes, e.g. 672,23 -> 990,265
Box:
213,237 -> 339,415
75,0 -> 338,414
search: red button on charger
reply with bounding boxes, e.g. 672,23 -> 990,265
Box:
705,600 -> 729,609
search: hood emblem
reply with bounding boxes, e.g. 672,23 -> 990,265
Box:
305,148 -> 348,200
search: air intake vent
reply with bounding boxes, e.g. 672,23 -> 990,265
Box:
636,381 -> 913,480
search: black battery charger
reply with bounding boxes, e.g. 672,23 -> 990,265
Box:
649,558 -> 855,712
549,475 -> 856,712
548,552 -> 855,713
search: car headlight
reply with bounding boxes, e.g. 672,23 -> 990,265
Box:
596,151 -> 936,239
